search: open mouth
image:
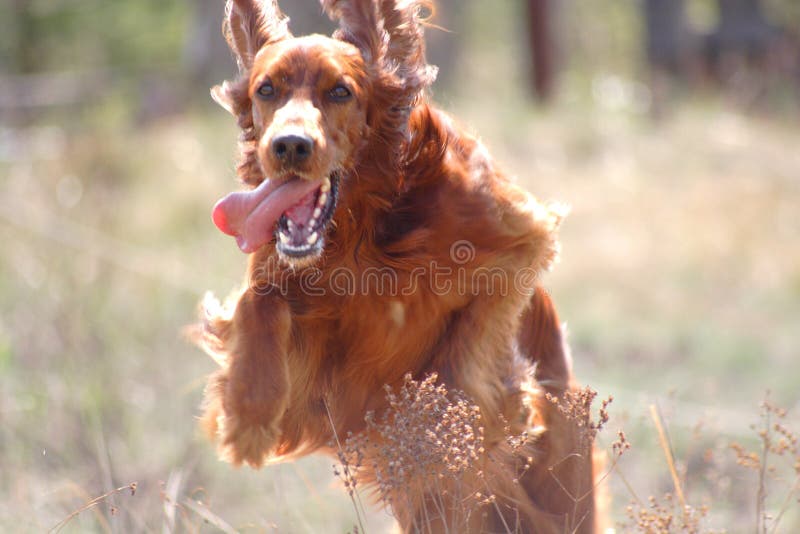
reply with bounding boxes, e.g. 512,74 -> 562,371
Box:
275,174 -> 339,258
211,173 -> 340,258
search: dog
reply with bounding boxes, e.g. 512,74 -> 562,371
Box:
195,1 -> 598,531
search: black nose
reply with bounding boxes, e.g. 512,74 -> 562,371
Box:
271,133 -> 313,165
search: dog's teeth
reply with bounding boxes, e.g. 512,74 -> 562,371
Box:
317,193 -> 327,206
307,232 -> 318,245
321,178 -> 331,193
279,232 -> 290,244
287,220 -> 295,230
313,207 -> 322,219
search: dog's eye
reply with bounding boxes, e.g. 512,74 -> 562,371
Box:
257,82 -> 275,99
328,85 -> 352,102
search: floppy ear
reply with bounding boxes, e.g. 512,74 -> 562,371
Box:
225,0 -> 293,72
211,1 -> 291,116
322,0 -> 437,150
320,0 -> 384,64
377,0 -> 438,95
211,1 -> 289,185
321,0 -> 437,96
210,81 -> 237,115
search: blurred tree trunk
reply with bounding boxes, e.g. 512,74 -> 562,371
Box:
184,0 -> 235,86
714,0 -> 776,55
643,0 -> 691,74
705,0 -> 785,105
526,0 -> 555,102
10,0 -> 37,74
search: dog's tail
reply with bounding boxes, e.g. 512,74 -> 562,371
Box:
516,286 -> 600,533
517,285 -> 572,392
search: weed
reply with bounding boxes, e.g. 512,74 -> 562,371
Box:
334,373 -> 490,532
731,393 -> 800,534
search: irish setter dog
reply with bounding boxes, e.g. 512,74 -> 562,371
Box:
195,1 -> 597,531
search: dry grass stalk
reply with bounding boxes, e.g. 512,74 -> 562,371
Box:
615,405 -> 724,533
623,493 -> 711,534
48,482 -> 137,533
334,373 -> 491,532
332,375 -> 622,532
159,483 -> 246,533
545,387 -> 612,452
731,393 -> 800,534
545,387 -> 626,532
650,405 -> 688,514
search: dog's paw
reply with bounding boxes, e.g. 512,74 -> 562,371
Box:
201,369 -> 285,468
215,412 -> 281,468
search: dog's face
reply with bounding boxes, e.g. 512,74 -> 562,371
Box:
212,0 -> 435,265
249,36 -> 369,260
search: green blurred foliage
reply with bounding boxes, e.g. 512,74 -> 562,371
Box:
2,0 -> 799,131
1,0 -> 187,73
764,0 -> 800,25
2,0 -> 798,83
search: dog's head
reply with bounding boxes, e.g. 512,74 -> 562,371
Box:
211,0 -> 437,264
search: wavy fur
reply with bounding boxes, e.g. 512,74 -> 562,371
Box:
194,2 -> 598,532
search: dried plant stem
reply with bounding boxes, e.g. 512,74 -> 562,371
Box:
756,407 -> 771,534
48,482 -> 137,533
650,404 -> 687,511
615,467 -> 645,508
770,474 -> 800,534
324,397 -> 368,534
429,478 -> 447,527
180,498 -> 237,534
549,451 -> 615,506
290,462 -> 326,507
729,395 -> 800,534
571,509 -> 592,533
548,451 -> 625,534
419,493 -> 434,533
482,482 -> 513,534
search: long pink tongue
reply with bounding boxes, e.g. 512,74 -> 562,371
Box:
212,178 -> 321,253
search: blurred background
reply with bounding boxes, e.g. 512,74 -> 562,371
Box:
1,0 -> 799,531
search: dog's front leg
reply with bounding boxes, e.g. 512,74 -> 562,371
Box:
430,294 -> 530,438
201,289 -> 291,468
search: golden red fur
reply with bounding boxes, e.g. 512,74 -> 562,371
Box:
195,1 -> 598,531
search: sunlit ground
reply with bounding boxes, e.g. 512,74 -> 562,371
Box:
2,3 -> 799,531
3,88 -> 799,531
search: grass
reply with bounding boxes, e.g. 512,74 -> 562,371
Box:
2,97 -> 798,532
2,3 -> 800,530
0,110 -> 393,532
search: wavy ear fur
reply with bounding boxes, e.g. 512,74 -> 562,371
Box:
225,0 -> 292,71
376,0 -> 438,103
321,0 -> 438,169
321,0 -> 384,64
212,1 -> 292,185
212,1 -> 291,117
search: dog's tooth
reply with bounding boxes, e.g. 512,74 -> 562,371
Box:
307,232 -> 318,245
317,193 -> 327,206
313,207 -> 322,219
287,220 -> 295,230
279,232 -> 290,245
321,178 -> 331,193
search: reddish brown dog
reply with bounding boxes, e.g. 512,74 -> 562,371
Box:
196,1 -> 597,531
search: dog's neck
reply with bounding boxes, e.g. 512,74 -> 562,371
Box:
326,102 -> 450,264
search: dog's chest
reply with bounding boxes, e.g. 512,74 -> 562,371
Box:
346,297 -> 446,380
291,287 -> 454,378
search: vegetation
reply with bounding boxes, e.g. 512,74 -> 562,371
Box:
1,0 -> 798,531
